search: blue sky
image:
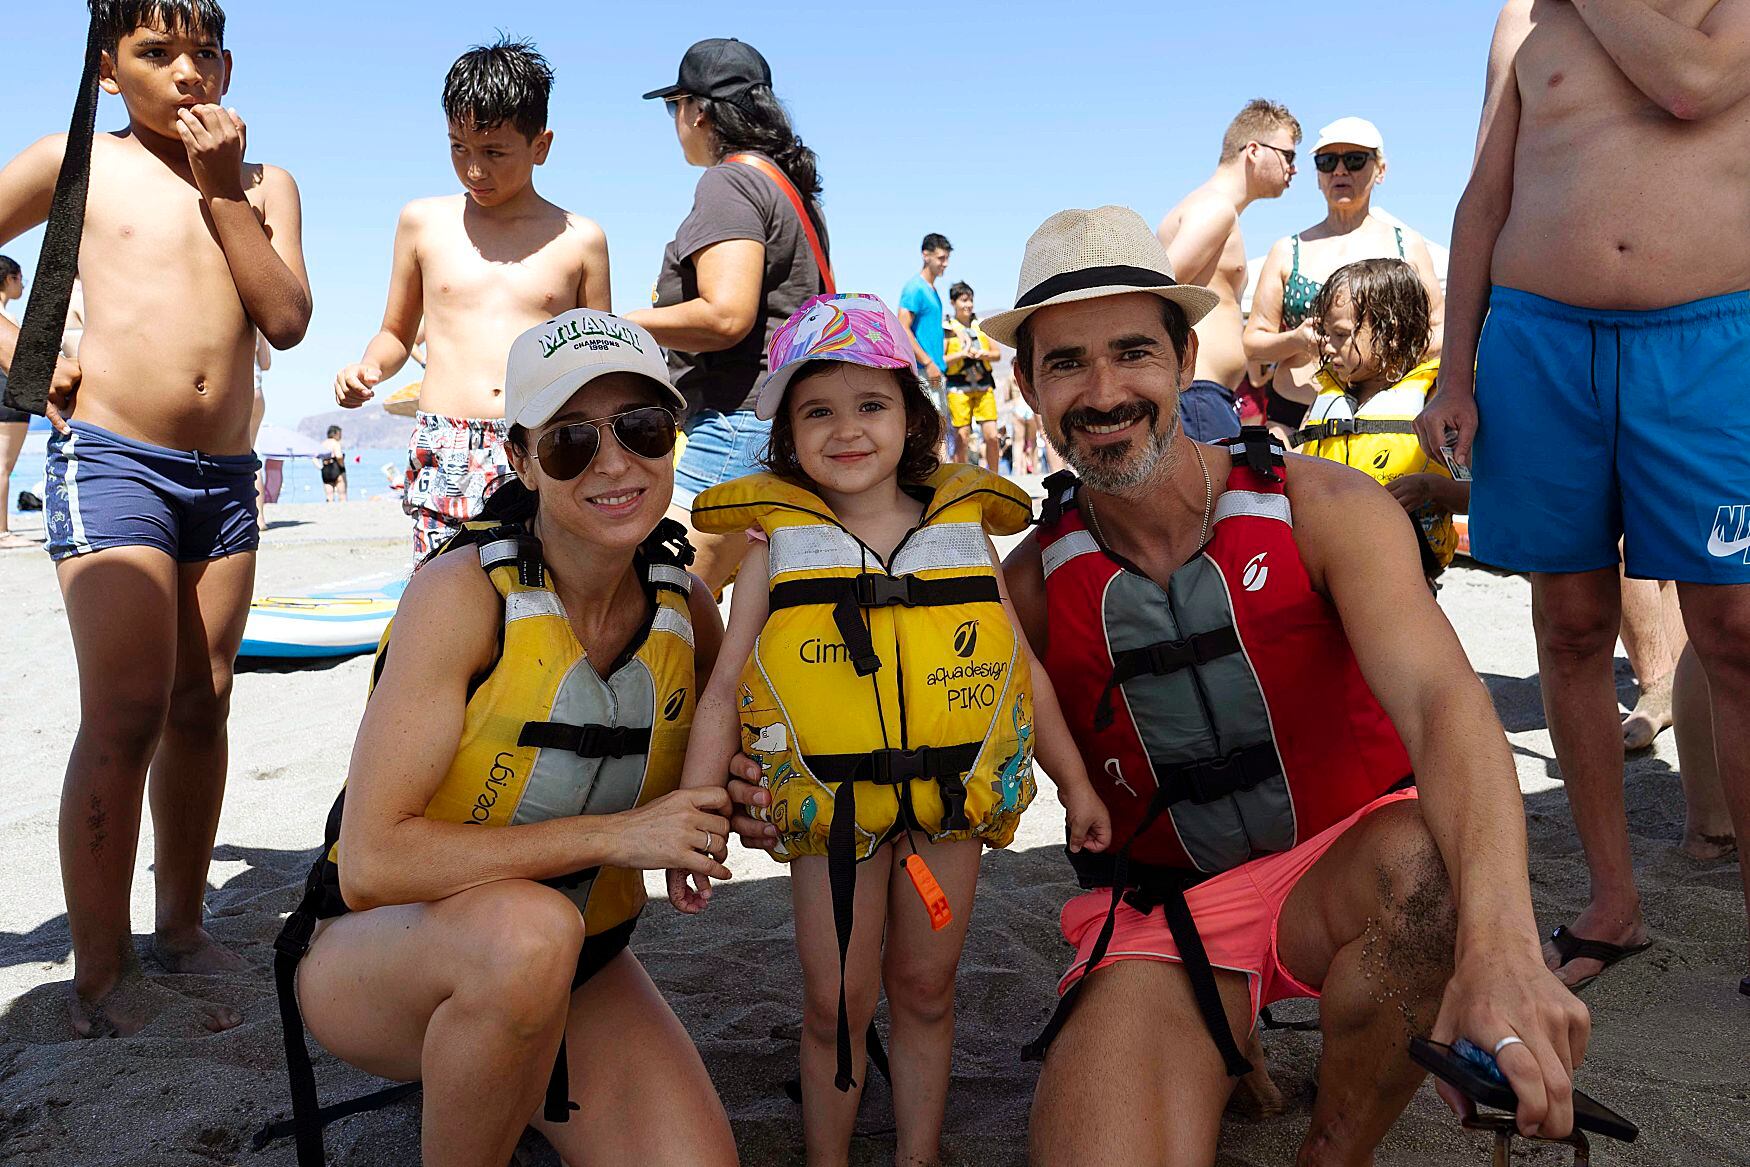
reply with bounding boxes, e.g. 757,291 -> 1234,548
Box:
2,1 -> 1496,427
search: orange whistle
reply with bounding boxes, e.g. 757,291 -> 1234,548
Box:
904,854 -> 953,931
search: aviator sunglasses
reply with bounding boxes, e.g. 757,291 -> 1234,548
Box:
532,406 -> 678,481
1314,150 -> 1376,174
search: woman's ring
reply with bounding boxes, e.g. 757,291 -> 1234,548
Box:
1492,1035 -> 1525,1057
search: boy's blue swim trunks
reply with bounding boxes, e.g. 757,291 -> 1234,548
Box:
1470,285 -> 1750,584
44,421 -> 260,563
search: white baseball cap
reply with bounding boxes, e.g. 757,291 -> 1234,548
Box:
1313,117 -> 1384,154
504,309 -> 685,429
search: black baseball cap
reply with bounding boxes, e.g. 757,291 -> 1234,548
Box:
642,38 -> 772,102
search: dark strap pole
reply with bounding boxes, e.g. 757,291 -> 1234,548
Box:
5,5 -> 102,415
826,778 -> 861,1092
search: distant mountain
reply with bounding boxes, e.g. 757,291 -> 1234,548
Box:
297,404 -> 415,449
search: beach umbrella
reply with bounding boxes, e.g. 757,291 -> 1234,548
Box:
255,424 -> 324,458
382,382 -> 420,418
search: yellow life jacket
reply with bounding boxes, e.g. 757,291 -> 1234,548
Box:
1292,358 -> 1457,570
693,464 -> 1038,863
310,514 -> 698,938
944,316 -> 997,383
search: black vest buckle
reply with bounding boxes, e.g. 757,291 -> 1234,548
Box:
854,572 -> 917,608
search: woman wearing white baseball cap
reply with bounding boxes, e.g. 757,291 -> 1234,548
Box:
1245,116 -> 1445,437
274,310 -> 739,1167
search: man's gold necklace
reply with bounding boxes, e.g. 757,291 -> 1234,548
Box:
1084,441 -> 1213,556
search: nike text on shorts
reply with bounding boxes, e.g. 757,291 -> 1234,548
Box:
1469,286 -> 1750,583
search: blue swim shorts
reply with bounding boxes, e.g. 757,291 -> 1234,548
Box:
672,408 -> 771,509
1470,286 -> 1750,583
1180,379 -> 1242,444
44,421 -> 260,563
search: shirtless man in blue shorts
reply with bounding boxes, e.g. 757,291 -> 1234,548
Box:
1420,0 -> 1750,993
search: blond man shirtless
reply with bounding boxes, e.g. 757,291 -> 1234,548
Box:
1420,0 -> 1750,993
1156,99 -> 1300,442
335,37 -> 609,564
0,0 -> 311,1036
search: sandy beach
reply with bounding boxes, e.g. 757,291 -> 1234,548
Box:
1,497 -> 1745,1166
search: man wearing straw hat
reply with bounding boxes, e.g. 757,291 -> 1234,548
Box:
978,206 -> 1585,1162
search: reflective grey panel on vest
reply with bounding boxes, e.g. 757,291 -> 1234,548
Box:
514,656 -> 658,911
1104,557 -> 1295,872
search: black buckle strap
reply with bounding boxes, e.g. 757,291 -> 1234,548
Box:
1024,804 -> 1254,1078
827,776 -> 861,1091
1156,741 -> 1282,806
1037,469 -> 1081,528
769,572 -> 1000,612
1289,417 -> 1418,449
1227,426 -> 1285,482
518,721 -> 651,759
769,573 -> 1001,679
643,516 -> 697,570
1092,627 -> 1243,731
806,741 -> 983,788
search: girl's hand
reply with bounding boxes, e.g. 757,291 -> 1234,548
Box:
609,787 -> 734,878
1063,784 -> 1114,853
1387,473 -> 1441,512
667,867 -> 713,914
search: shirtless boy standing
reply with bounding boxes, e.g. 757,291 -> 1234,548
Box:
335,37 -> 610,564
0,0 -> 311,1034
1420,0 -> 1750,992
1156,99 -> 1299,441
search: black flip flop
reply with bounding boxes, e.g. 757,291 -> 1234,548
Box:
1549,925 -> 1652,992
1739,975 -> 1748,998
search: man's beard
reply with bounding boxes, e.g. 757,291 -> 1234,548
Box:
1056,399 -> 1180,497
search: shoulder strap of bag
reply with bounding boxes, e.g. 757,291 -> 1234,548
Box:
726,152 -> 835,295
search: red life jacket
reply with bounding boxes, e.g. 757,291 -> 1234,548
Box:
1037,436 -> 1413,875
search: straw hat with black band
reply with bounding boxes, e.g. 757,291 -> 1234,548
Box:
981,206 -> 1220,350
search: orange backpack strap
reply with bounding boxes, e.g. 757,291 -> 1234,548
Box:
726,153 -> 835,295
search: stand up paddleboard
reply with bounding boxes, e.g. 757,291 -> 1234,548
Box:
239,573 -> 407,659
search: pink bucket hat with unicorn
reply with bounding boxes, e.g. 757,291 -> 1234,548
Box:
753,293 -> 918,420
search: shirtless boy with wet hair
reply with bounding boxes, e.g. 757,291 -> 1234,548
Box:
0,0 -> 312,1035
1156,99 -> 1300,441
1421,0 -> 1750,993
335,36 -> 610,565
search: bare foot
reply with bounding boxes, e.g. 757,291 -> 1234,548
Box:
1621,672 -> 1675,751
1679,831 -> 1737,863
151,926 -> 248,975
1541,903 -> 1649,989
0,531 -> 34,550
71,961 -> 242,1037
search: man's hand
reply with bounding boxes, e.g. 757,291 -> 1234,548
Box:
1429,945 -> 1591,1139
923,359 -> 944,390
44,355 -> 81,434
1415,374 -> 1479,466
175,105 -> 247,202
724,753 -> 780,850
335,363 -> 381,407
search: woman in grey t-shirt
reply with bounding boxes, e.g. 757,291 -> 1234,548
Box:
627,38 -> 830,590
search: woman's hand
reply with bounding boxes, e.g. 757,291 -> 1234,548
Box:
610,787 -> 733,877
1062,782 -> 1113,854
724,754 -> 781,850
1293,319 -> 1323,359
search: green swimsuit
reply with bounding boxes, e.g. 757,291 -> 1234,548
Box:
1280,225 -> 1406,328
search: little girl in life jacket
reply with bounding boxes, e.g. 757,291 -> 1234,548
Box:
1295,258 -> 1469,576
668,293 -> 1110,1158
